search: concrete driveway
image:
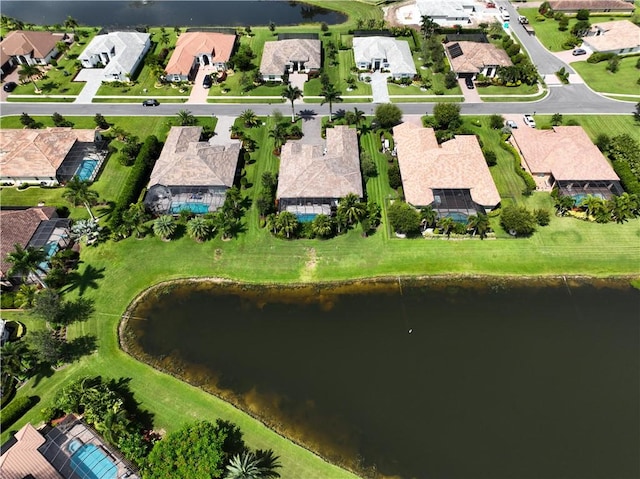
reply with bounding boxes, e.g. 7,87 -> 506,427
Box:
368,71 -> 390,103
459,78 -> 481,103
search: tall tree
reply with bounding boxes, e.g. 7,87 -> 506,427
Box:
338,193 -> 366,227
275,211 -> 298,239
437,216 -> 456,239
1,340 -> 31,381
6,244 -> 48,285
268,123 -> 288,154
176,109 -> 197,126
467,213 -> 490,239
420,15 -> 438,38
311,214 -> 334,239
281,85 -> 302,122
64,15 -> 78,33
320,83 -> 343,120
187,216 -> 212,242
62,176 -> 99,220
240,109 -> 260,127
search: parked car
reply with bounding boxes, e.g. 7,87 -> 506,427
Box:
3,81 -> 17,92
465,77 -> 474,89
506,120 -> 518,129
142,99 -> 159,106
572,48 -> 587,56
486,2 -> 496,7
518,15 -> 528,24
202,74 -> 212,88
523,114 -> 536,128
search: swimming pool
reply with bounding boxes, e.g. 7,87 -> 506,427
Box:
571,193 -> 604,204
169,202 -> 209,214
295,213 -> 317,223
75,159 -> 99,181
444,212 -> 468,223
68,440 -> 117,479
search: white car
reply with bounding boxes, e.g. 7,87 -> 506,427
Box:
523,115 -> 536,128
506,120 -> 518,129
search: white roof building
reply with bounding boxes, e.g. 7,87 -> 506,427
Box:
416,0 -> 475,26
353,36 -> 417,79
78,31 -> 151,81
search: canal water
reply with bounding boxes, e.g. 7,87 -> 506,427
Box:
1,1 -> 346,28
123,278 -> 639,479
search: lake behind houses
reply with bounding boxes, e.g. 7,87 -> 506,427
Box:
124,278 -> 640,479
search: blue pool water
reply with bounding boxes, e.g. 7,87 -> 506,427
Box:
69,443 -> 117,479
75,159 -> 99,181
571,193 -> 604,204
38,241 -> 59,271
295,213 -> 317,223
445,212 -> 468,223
169,202 -> 209,214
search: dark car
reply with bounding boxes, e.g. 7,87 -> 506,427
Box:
465,77 -> 474,89
142,99 -> 159,106
202,74 -> 212,89
572,48 -> 587,56
3,81 -> 17,92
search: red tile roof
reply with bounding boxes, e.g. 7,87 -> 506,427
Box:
0,207 -> 55,277
165,32 -> 236,76
0,30 -> 60,59
0,423 -> 63,479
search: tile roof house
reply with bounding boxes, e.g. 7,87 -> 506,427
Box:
145,126 -> 241,215
510,126 -> 622,198
548,0 -> 634,12
78,31 -> 151,81
259,39 -> 321,82
0,127 -> 105,186
165,32 -> 236,82
277,125 -> 363,219
416,0 -> 476,26
0,206 -> 71,282
0,423 -> 63,479
353,36 -> 417,79
582,20 -> 640,54
0,30 -> 64,68
393,122 -> 500,217
444,41 -> 512,78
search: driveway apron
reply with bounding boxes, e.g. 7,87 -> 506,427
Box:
369,71 -> 390,103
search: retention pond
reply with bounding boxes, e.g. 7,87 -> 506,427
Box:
122,278 -> 639,479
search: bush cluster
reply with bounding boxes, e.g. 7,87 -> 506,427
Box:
587,52 -> 616,64
501,142 -> 536,194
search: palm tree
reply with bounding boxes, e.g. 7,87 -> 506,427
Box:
153,215 -> 177,240
311,214 -> 334,238
338,193 -> 366,227
320,83 -> 343,120
353,107 -> 365,130
420,15 -> 438,38
225,452 -> 262,479
240,109 -> 260,127
6,244 -> 48,285
254,449 -> 281,478
1,340 -> 31,381
62,176 -> 99,220
275,211 -> 298,239
580,195 -> 604,220
18,63 -> 43,91
15,284 -> 39,308
187,216 -> 211,242
437,216 -> 456,239
265,213 -> 278,234
420,206 -> 437,230
268,123 -> 288,154
281,85 -> 302,122
467,213 -> 490,239
64,15 -> 78,33
609,193 -> 634,224
176,109 -> 197,126
554,195 -> 575,216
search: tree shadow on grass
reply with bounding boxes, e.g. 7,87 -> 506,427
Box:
31,363 -> 55,388
106,377 -> 155,430
63,265 -> 105,296
61,335 -> 97,363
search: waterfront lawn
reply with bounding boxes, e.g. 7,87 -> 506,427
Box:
571,57 -> 640,96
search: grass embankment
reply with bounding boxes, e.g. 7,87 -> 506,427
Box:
2,128 -> 639,478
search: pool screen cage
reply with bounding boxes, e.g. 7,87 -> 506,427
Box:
57,140 -> 108,183
432,189 -> 483,222
38,414 -> 139,479
144,184 -> 227,216
556,180 -> 623,201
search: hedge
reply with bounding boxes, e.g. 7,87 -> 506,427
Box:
612,159 -> 640,195
587,52 -> 616,64
0,396 -> 39,430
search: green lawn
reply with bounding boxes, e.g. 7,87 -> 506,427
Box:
534,114 -> 640,140
571,56 -> 640,96
477,84 -> 540,95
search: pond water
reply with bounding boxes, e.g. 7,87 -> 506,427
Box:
123,278 -> 640,479
1,1 -> 346,28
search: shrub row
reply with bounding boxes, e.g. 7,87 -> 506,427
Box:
612,160 -> 640,195
0,396 -> 39,430
501,141 -> 537,193
587,52 -> 616,64
109,135 -> 161,229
